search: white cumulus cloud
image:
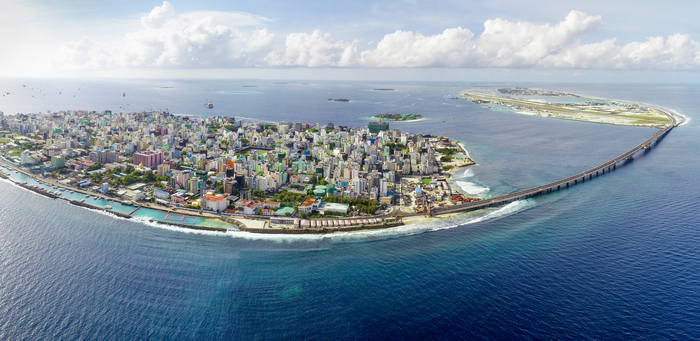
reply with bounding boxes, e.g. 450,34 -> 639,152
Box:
265,30 -> 358,67
54,7 -> 700,71
360,27 -> 475,67
56,2 -> 275,69
141,1 -> 175,29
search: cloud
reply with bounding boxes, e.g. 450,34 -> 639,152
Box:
141,1 -> 175,29
474,10 -> 604,67
55,36 -> 111,69
265,30 -> 358,67
56,2 -> 275,69
360,27 -> 475,67
355,10 -> 700,70
54,6 -> 700,71
244,28 -> 275,52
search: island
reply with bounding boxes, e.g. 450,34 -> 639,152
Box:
328,98 -> 350,102
0,110 -> 477,234
373,113 -> 423,121
0,88 -> 681,234
462,87 -> 677,128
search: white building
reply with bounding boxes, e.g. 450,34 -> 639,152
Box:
20,150 -> 35,165
203,194 -> 228,212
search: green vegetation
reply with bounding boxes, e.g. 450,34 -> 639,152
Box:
322,196 -> 379,215
375,113 -> 423,121
84,162 -> 102,172
442,165 -> 454,171
309,211 -> 347,218
437,148 -> 459,156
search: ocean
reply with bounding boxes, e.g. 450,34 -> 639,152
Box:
0,80 -> 698,339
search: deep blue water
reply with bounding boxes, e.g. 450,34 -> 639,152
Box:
1,80 -> 699,339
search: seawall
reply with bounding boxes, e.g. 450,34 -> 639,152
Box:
237,220 -> 404,234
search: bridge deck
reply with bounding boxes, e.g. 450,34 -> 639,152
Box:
431,112 -> 677,216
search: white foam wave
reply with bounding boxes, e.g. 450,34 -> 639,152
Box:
458,143 -> 471,159
666,108 -> 690,126
324,198 -> 537,242
455,180 -> 490,196
461,168 -> 474,178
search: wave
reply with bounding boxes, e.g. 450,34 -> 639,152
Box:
461,168 -> 474,178
457,142 -> 471,159
455,180 -> 490,197
665,107 -> 691,126
324,198 -> 537,242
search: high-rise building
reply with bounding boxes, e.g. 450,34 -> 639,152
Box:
51,155 -> 66,168
157,163 -> 170,177
134,150 -> 163,168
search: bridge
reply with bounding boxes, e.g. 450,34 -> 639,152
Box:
428,111 -> 678,217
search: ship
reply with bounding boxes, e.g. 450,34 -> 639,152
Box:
123,92 -> 126,97
205,100 -> 213,108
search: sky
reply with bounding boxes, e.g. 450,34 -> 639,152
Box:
2,0 -> 700,81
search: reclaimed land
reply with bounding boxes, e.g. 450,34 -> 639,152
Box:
461,88 -> 683,128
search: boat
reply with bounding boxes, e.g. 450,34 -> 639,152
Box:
70,190 -> 74,193
105,205 -> 113,209
80,199 -> 85,202
123,92 -> 126,97
205,99 -> 213,108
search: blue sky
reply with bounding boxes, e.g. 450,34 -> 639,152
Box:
2,0 -> 700,81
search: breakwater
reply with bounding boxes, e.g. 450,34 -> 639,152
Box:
15,181 -> 60,199
238,220 -> 404,234
148,219 -> 227,233
69,200 -> 133,219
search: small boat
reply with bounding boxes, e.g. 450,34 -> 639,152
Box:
105,205 -> 113,209
70,190 -> 74,194
205,99 -> 213,108
23,181 -> 27,184
80,199 -> 85,202
123,92 -> 126,97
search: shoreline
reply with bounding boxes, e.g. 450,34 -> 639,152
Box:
0,159 -> 431,234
